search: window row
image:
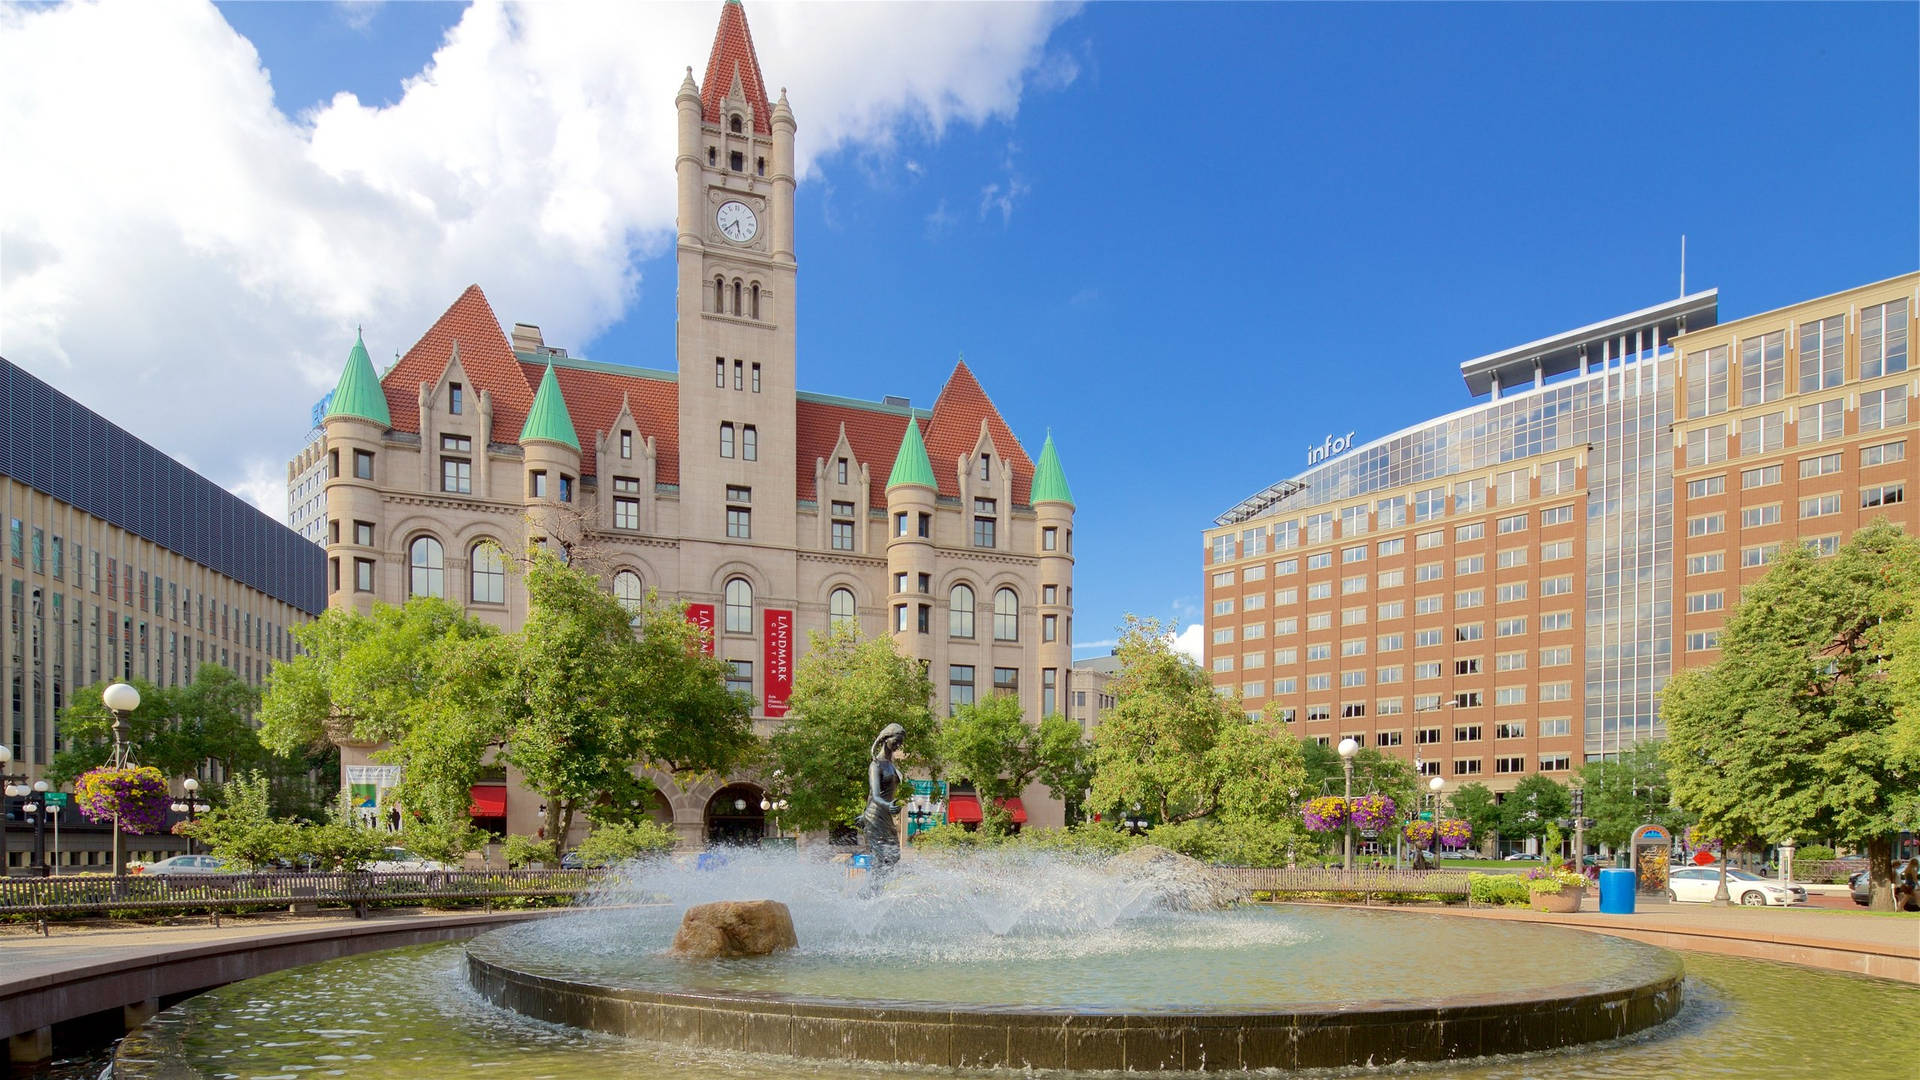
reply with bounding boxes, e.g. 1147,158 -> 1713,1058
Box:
1684,299 -> 1908,420
1682,387 -> 1909,466
1210,501 -> 1578,566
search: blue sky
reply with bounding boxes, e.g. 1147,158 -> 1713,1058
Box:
14,1 -> 1919,657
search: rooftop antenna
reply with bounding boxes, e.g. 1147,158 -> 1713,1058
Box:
1679,234 -> 1687,297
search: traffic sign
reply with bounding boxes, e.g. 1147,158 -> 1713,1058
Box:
42,792 -> 68,807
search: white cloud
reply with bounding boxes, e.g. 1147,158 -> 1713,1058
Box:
1168,624 -> 1205,663
0,0 -> 1076,517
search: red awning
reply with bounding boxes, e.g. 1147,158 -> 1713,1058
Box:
468,784 -> 507,817
944,794 -> 1027,825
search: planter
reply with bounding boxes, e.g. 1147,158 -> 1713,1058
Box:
1530,889 -> 1583,914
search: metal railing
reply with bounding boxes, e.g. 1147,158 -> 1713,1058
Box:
0,869 -> 602,926
1215,866 -> 1472,901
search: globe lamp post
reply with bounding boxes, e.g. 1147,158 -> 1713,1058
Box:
1337,737 -> 1359,872
102,682 -> 141,878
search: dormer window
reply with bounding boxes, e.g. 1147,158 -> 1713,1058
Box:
979,454 -> 991,482
729,150 -> 744,172
449,382 -> 463,415
729,114 -> 743,134
620,430 -> 633,459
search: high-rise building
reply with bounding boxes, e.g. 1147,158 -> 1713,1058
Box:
304,1 -> 1080,849
1203,272 -> 1916,792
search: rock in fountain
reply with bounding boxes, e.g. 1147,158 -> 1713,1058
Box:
669,899 -> 798,958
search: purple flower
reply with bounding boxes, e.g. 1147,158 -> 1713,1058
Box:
75,766 -> 171,835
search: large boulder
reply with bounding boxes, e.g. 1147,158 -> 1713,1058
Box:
1107,844 -> 1243,910
670,899 -> 799,958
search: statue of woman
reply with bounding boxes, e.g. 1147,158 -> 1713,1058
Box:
861,723 -> 905,872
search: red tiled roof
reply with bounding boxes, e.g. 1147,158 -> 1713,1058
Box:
381,285 -> 535,445
701,1 -> 772,135
520,361 -> 679,484
923,361 -> 1033,504
794,398 -> 917,507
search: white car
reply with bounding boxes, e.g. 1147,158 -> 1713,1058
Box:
366,848 -> 451,873
135,854 -> 231,875
1667,866 -> 1807,906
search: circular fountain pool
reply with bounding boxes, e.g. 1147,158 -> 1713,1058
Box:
460,850 -> 1682,1071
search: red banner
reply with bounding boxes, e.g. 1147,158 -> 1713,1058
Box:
685,603 -> 716,655
763,608 -> 794,717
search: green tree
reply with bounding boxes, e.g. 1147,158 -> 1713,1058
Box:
767,623 -> 938,834
1661,521 -> 1920,910
1577,742 -> 1693,849
1088,617 -> 1306,826
1496,774 -> 1570,851
181,772 -> 301,870
1445,781 -> 1501,850
934,696 -> 1090,836
572,818 -> 678,866
1299,741 -> 1417,824
50,667 -> 266,786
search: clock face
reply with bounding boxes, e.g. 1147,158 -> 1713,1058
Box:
716,200 -> 758,244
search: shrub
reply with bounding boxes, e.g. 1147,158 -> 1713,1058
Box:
1468,872 -> 1530,906
503,835 -> 558,868
1794,844 -> 1837,867
572,819 -> 678,867
911,823 -> 987,850
1008,823 -> 1141,855
1523,867 -> 1589,895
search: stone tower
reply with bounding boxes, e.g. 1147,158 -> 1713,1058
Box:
321,331 -> 392,616
1031,434 -> 1076,718
674,0 -> 799,551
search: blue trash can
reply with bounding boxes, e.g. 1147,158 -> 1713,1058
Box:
1599,868 -> 1636,914
849,853 -> 873,870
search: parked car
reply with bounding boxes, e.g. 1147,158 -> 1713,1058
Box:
366,848 -> 451,873
1850,870 -> 1871,906
1502,852 -> 1541,861
133,854 -> 230,875
1852,860 -> 1920,908
559,849 -> 584,869
1668,866 -> 1806,906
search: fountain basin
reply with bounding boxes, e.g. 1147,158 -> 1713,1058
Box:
465,910 -> 1685,1071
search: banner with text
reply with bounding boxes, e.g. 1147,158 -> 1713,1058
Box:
685,603 -> 716,655
763,608 -> 794,717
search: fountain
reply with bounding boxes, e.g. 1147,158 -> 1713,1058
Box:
460,846 -> 1684,1071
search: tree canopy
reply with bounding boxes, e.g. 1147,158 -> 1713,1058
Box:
765,623 -> 937,834
1577,742 -> 1692,849
1445,781 -> 1501,848
1496,773 -> 1570,847
1661,521 -> 1920,909
935,694 -> 1090,835
51,666 -> 265,786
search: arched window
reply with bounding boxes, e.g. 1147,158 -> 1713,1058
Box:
613,570 -> 643,621
707,146 -> 716,166
714,276 -> 725,313
725,577 -> 753,634
470,542 -> 505,605
993,587 -> 1019,641
750,283 -> 760,320
829,587 -> 856,631
949,584 -> 975,638
731,279 -> 742,314
729,114 -> 743,134
408,537 -> 444,599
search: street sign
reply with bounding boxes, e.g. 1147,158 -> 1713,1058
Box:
42,792 -> 69,807
1418,810 -> 1433,821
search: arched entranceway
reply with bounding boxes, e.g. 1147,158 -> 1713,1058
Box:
704,783 -> 766,846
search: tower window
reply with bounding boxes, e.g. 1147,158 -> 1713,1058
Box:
730,150 -> 744,172
750,283 -> 760,319
729,115 -> 742,134
708,146 -> 716,166
732,279 -> 742,314
714,277 -> 725,313
755,156 -> 765,176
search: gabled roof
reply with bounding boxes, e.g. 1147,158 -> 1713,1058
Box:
794,395 -> 916,506
1030,433 -> 1075,508
327,330 -> 391,426
886,412 -> 937,492
519,363 -> 580,450
381,285 -> 534,445
923,360 -> 1033,504
701,0 -> 772,135
517,359 -> 678,482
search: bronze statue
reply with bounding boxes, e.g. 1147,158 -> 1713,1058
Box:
861,723 -> 905,872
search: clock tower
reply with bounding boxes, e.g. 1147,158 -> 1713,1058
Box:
676,0 -> 798,549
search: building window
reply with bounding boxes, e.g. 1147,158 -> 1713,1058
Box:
1685,345 -> 1729,418
950,665 -> 976,709
448,382 -> 464,415
440,440 -> 472,493
1862,440 -> 1906,467
1685,424 -> 1728,467
1799,399 -> 1844,444
727,660 -> 752,699
353,449 -> 374,480
408,537 -> 444,598
1742,464 -> 1781,489
993,667 -> 1019,696
751,363 -> 761,393
530,470 -> 547,498
614,479 -> 641,530
993,587 -> 1019,641
1739,332 -> 1785,405
558,475 -> 573,503
1861,299 -> 1909,378
354,558 -> 374,592
1862,483 -> 1906,509
724,578 -> 752,633
471,543 -> 506,605
1800,494 -> 1841,519
895,512 -> 908,537
918,513 -> 931,538
973,499 -> 997,548
715,356 -> 725,386
726,485 -> 751,539
829,587 -> 857,631
1798,314 -> 1845,392
750,283 -> 761,320
612,570 -> 643,619
620,430 -> 633,459
1740,412 -> 1785,455
1860,387 -> 1908,431
949,584 -> 975,638
1043,614 -> 1058,642
720,423 -> 735,458
836,457 -> 849,485
1043,527 -> 1058,551
742,424 -> 758,461
979,454 -> 991,482
830,501 -> 856,551
734,360 -> 744,389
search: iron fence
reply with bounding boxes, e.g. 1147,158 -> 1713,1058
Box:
1215,865 -> 1472,901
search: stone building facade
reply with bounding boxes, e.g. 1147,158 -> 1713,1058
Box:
306,1 -> 1079,850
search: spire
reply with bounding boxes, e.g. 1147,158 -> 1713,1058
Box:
325,329 -> 392,426
1031,432 -> 1076,508
700,0 -> 772,134
518,363 -> 579,450
886,419 -> 936,492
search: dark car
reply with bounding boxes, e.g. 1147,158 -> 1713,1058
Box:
1851,870 -> 1871,906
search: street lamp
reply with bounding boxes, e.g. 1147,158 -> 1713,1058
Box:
1422,775 -> 1446,868
1337,737 -> 1359,872
172,777 -> 208,855
102,682 -> 141,878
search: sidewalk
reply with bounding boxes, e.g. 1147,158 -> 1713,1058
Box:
1422,900 -> 1919,983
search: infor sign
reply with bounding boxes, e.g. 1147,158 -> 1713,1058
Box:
1307,431 -> 1357,466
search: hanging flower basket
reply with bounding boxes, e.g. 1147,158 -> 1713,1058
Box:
1301,796 -> 1349,832
1405,819 -> 1436,847
1436,818 -> 1472,850
75,765 -> 171,835
1349,794 -> 1397,832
